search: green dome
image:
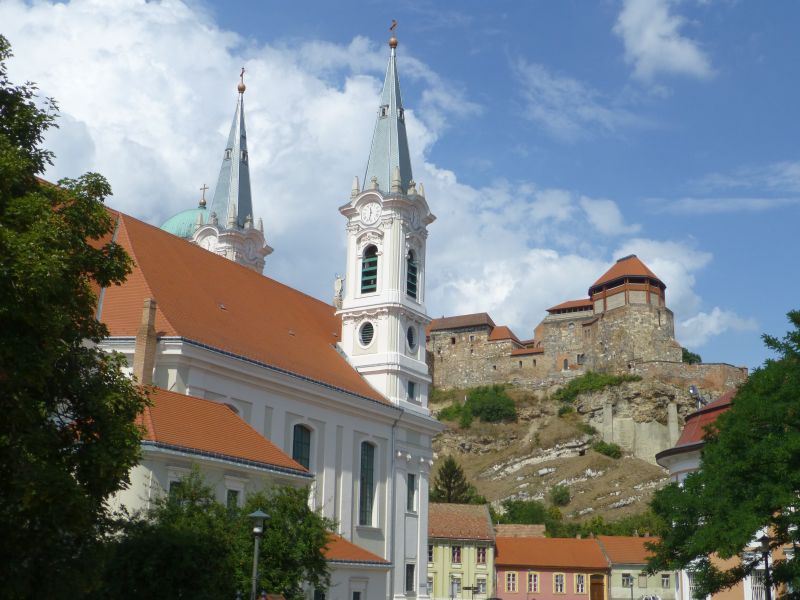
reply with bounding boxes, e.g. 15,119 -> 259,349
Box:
160,206 -> 208,239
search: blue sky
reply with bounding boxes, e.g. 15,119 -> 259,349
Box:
3,0 -> 799,370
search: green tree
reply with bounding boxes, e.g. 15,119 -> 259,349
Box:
430,455 -> 485,504
97,469 -> 332,599
0,35 -> 148,597
550,484 -> 571,507
682,347 -> 703,364
647,311 -> 800,597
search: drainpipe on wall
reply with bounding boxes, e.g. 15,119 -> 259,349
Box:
132,298 -> 157,386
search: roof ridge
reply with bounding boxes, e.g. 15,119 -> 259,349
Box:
117,214 -> 178,335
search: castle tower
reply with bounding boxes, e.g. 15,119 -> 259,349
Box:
161,69 -> 272,272
337,31 -> 435,411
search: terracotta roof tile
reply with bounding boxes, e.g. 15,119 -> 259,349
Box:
429,503 -> 494,541
495,537 -> 609,569
547,299 -> 594,313
510,347 -> 544,356
429,313 -> 496,332
488,325 -> 522,345
597,536 -> 658,564
100,212 -> 387,405
495,524 -> 546,538
674,389 -> 736,447
324,533 -> 389,564
140,387 -> 308,474
591,255 -> 663,290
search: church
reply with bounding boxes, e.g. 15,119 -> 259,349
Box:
102,31 -> 440,600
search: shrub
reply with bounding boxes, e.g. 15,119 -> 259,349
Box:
550,485 -> 571,506
459,407 -> 474,428
466,385 -> 517,423
592,440 -> 622,459
578,422 -> 598,435
437,404 -> 462,422
557,404 -> 574,417
553,372 -> 642,404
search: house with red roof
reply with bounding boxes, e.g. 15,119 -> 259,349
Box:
596,536 -> 675,600
494,537 -> 609,600
427,503 -> 496,599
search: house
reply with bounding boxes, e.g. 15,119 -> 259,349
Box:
100,29 -> 441,600
595,536 -> 675,600
427,503 -> 495,599
494,537 -> 609,600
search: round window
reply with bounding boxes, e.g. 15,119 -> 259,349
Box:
359,322 -> 375,347
407,326 -> 417,350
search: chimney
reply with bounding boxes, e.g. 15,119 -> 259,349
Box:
132,298 -> 157,386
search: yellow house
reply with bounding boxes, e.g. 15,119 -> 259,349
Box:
427,503 -> 495,599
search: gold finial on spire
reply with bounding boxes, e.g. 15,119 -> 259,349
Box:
199,183 -> 209,208
238,66 -> 246,93
389,19 -> 398,49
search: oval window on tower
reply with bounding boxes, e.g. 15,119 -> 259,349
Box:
407,326 -> 417,350
359,322 -> 375,347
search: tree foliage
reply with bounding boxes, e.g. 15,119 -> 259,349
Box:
592,440 -> 623,459
550,484 -> 571,507
437,384 -> 517,427
553,372 -> 641,405
430,455 -> 486,504
96,469 -> 332,599
0,35 -> 148,597
682,347 -> 703,364
648,311 -> 800,597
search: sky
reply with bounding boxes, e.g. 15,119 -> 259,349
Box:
3,0 -> 799,370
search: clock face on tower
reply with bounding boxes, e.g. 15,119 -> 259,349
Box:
360,202 -> 381,225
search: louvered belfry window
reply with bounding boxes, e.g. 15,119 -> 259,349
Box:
361,245 -> 378,293
406,250 -> 418,299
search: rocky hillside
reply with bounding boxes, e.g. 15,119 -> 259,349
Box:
431,379 -> 701,522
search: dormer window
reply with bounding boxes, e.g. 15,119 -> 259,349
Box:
224,148 -> 232,160
398,107 -> 405,121
241,149 -> 248,163
379,104 -> 389,118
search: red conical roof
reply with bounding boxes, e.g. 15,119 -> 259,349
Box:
591,255 -> 662,289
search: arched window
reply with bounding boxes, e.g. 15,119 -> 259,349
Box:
406,250 -> 418,299
563,358 -> 569,370
292,424 -> 311,469
359,442 -> 375,526
361,245 -> 378,293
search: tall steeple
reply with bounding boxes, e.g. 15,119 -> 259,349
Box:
209,68 -> 253,229
363,27 -> 413,194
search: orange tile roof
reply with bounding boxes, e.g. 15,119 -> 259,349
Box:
547,298 -> 594,313
495,524 -> 546,538
495,537 -> 609,569
488,325 -> 522,345
324,533 -> 389,565
591,255 -> 663,289
140,387 -> 309,475
429,313 -> 496,332
510,346 -> 544,356
429,503 -> 494,541
674,389 -> 736,447
100,212 -> 387,405
597,536 -> 658,564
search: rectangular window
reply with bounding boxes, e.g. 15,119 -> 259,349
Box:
622,573 -> 633,588
427,577 -> 434,595
451,577 -> 462,597
360,247 -> 378,293
407,473 -> 416,512
476,546 -> 486,564
528,572 -> 539,593
576,573 -> 586,594
352,593 -> 361,600
292,424 -> 311,469
406,256 -> 418,299
313,590 -> 326,600
405,564 -> 415,593
168,479 -> 183,497
469,334 -> 475,342
662,574 -> 670,589
226,488 -> 240,510
477,578 -> 487,594
428,544 -> 434,563
451,545 -> 462,564
407,380 -> 416,401
639,574 -> 648,588
506,572 -> 518,593
358,442 -> 375,526
555,573 -> 565,594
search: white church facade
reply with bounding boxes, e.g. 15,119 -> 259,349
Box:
103,32 -> 440,600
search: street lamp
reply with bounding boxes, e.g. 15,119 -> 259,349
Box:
759,534 -> 772,600
248,509 -> 269,600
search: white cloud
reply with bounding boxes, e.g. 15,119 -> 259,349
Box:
655,196 -> 800,214
694,160 -> 800,194
614,0 -> 713,81
677,308 -> 758,348
579,196 -> 641,235
0,0 -> 743,348
513,59 -> 640,141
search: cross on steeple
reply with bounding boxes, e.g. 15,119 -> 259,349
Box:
199,183 -> 209,207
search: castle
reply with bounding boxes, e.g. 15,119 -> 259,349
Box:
427,255 -> 746,395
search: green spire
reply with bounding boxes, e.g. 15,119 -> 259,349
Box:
363,31 -> 413,194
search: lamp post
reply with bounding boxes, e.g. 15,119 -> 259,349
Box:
248,509 -> 269,600
759,535 -> 772,600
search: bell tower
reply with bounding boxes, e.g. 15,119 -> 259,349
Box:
337,30 -> 435,413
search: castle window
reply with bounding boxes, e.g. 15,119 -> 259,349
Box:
492,365 -> 497,371
360,245 -> 378,293
407,326 -> 417,350
533,359 -> 537,367
450,337 -> 456,345
292,424 -> 311,469
406,250 -> 418,299
469,334 -> 475,342
577,354 -> 585,365
518,360 -> 523,368
563,359 -> 569,370
359,322 -> 375,347
358,442 -> 375,526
